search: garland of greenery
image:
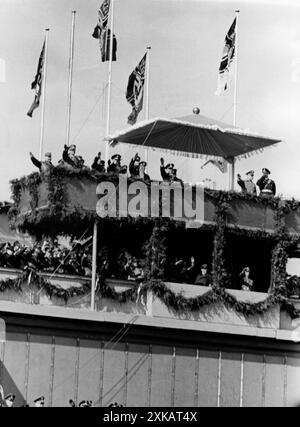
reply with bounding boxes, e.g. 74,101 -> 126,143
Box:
6,167 -> 300,318
1,268 -> 299,318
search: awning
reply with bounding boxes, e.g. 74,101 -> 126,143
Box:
108,114 -> 281,161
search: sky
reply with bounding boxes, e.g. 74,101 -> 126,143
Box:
0,0 -> 300,201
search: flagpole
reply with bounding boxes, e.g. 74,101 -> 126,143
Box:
230,10 -> 240,190
91,220 -> 98,311
39,28 -> 50,161
144,46 -> 151,162
65,10 -> 76,148
105,0 -> 115,164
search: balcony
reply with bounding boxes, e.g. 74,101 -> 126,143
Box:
0,267 -> 299,342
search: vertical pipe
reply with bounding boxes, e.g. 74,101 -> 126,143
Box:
98,341 -> 105,407
74,338 -> 80,406
49,336 -> 55,408
39,29 -> 50,161
283,355 -> 288,407
171,346 -> 176,407
24,333 -> 31,406
144,46 -> 151,162
65,11 -> 76,148
123,342 -> 129,407
91,221 -> 98,311
217,351 -> 222,407
194,349 -> 199,407
262,354 -> 266,407
146,345 -> 152,407
239,353 -> 244,407
105,0 -> 115,163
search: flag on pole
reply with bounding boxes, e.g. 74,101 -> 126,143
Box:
215,17 -> 236,95
201,159 -> 228,173
27,41 -> 45,117
92,0 -> 110,38
126,53 -> 147,125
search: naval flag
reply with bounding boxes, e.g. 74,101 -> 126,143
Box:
27,41 -> 45,117
126,53 -> 147,125
215,17 -> 236,95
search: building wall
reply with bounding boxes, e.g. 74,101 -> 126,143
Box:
0,319 -> 300,407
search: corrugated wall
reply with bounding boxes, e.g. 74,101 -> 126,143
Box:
1,331 -> 300,407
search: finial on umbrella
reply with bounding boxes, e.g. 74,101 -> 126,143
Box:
193,107 -> 200,115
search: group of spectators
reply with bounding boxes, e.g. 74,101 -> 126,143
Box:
0,240 -> 257,291
0,239 -> 146,282
0,239 -> 93,277
29,145 -> 183,184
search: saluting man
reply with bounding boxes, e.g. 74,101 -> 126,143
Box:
237,170 -> 257,195
256,168 -> 276,197
30,151 -> 53,173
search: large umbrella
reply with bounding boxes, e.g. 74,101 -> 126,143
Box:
108,113 -> 281,161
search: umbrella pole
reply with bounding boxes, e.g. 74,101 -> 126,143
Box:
231,159 -> 235,191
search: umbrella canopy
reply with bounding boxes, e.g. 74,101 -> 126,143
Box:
108,114 -> 281,160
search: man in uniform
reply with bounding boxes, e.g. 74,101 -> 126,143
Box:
194,264 -> 212,286
138,161 -> 150,182
160,157 -> 175,182
107,154 -> 127,174
91,152 -> 106,173
61,144 -> 82,168
237,170 -> 257,195
129,153 -> 141,177
256,168 -> 276,197
29,151 -> 53,173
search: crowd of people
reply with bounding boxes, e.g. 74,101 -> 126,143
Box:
0,239 -> 147,282
237,168 -> 276,197
0,238 -> 258,291
30,144 -> 280,197
29,145 -> 183,184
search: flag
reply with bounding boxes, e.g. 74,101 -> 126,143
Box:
100,28 -> 117,62
215,17 -> 236,95
126,53 -> 147,125
92,0 -> 110,38
201,159 -> 228,173
27,41 -> 45,117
